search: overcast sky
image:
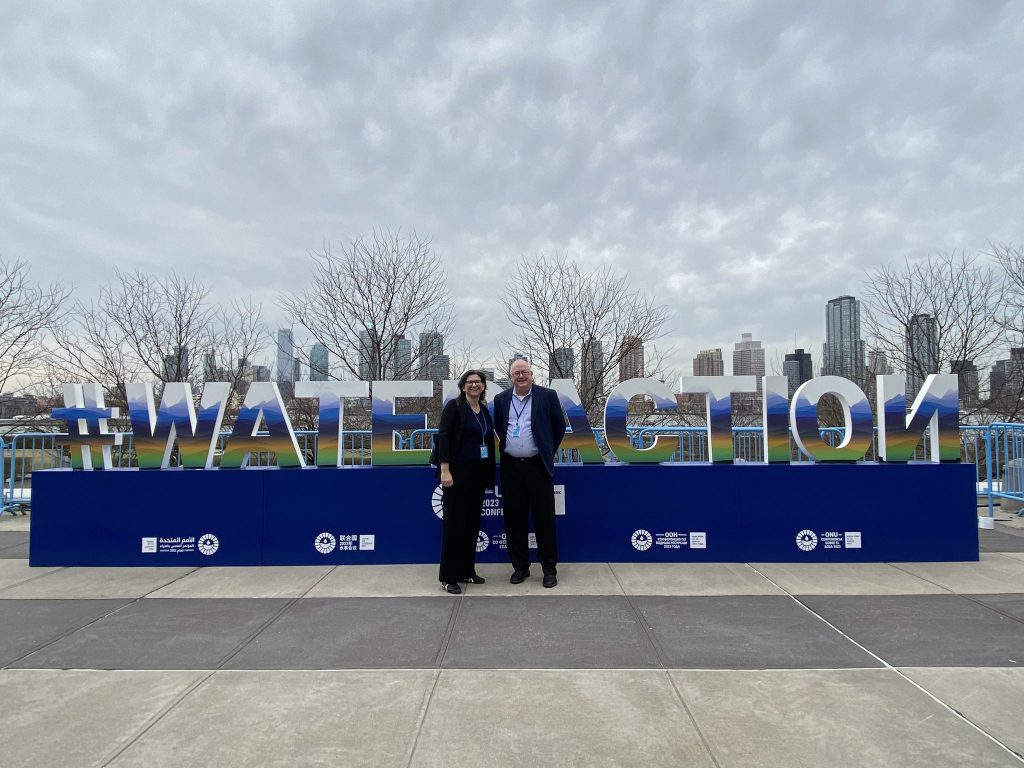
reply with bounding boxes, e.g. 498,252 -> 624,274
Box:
3,1 -> 1022,378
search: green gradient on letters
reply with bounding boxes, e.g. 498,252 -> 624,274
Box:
878,374 -> 960,462
790,377 -> 872,462
370,381 -> 431,466
551,379 -> 604,463
762,377 -> 791,463
604,379 -> 678,463
221,383 -> 304,468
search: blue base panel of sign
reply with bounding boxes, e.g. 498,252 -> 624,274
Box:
29,463 -> 979,566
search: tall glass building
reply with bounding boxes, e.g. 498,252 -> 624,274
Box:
822,296 -> 865,384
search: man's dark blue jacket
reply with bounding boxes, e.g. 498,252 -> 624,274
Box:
492,384 -> 567,477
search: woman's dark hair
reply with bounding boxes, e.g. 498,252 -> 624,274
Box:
457,369 -> 488,405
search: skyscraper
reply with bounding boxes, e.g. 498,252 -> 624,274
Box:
580,339 -> 604,398
358,328 -> 378,380
162,346 -> 189,382
692,348 -> 724,376
823,296 -> 865,383
906,313 -> 938,397
783,348 -> 813,396
732,333 -> 765,378
990,348 -> 1024,406
417,330 -> 443,378
950,360 -> 979,408
549,347 -> 575,380
390,336 -> 412,380
276,329 -> 295,385
732,333 -> 765,408
310,343 -> 329,381
619,336 -> 644,381
867,348 -> 893,376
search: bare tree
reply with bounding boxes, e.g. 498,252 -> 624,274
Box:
50,270 -> 266,416
280,230 -> 455,383
0,257 -> 69,394
861,251 -> 1007,419
500,254 -> 673,420
985,242 -> 1024,419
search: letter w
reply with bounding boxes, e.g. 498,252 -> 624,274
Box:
126,382 -> 230,468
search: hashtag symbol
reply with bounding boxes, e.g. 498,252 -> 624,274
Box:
52,383 -> 124,469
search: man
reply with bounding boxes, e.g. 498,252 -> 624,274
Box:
493,358 -> 567,587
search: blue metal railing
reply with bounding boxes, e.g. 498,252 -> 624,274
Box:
1,424 -> 1018,517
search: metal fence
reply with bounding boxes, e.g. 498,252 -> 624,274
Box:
1,425 -> 1018,516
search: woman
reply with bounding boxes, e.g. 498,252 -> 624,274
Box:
435,369 -> 497,594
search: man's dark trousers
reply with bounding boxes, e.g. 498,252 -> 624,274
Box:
501,455 -> 557,573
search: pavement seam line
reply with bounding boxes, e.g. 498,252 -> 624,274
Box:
140,566 -> 201,597
663,670 -> 724,768
296,565 -> 337,598
435,590 -> 464,667
749,565 -> 1024,764
621,592 -> 671,669
0,563 -> 68,596
958,592 -> 1024,628
3,596 -> 138,669
887,562 -> 960,594
213,596 -> 304,670
96,670 -> 218,767
403,668 -> 443,768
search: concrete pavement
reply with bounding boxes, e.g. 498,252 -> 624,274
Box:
2,513 -> 1024,766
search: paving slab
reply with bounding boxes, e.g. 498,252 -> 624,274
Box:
465,562 -> 624,595
894,554 -> 1024,594
0,530 -> 29,557
147,565 -> 333,598
442,595 -> 660,668
980,527 -> 1024,553
610,562 -> 784,595
0,598 -> 130,667
0,514 -> 31,531
224,597 -> 455,669
752,562 -> 949,595
0,566 -> 196,599
672,669 -> 1019,767
0,669 -> 205,768
13,597 -> 289,670
634,595 -> 880,669
0,530 -> 29,544
0,542 -> 29,558
0,559 -> 60,590
801,594 -> 1024,666
901,667 -> 1024,757
410,670 -> 715,768
110,670 -> 435,768
304,564 -> 455,597
969,593 -> 1024,621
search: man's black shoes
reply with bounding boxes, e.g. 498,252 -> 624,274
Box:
542,573 -> 557,589
510,569 -> 530,584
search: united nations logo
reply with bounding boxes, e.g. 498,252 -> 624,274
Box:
476,531 -> 490,553
314,532 -> 337,554
631,529 -> 653,551
432,484 -> 444,519
796,529 -> 818,551
198,533 -> 219,556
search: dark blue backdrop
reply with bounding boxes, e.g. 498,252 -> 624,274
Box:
30,462 -> 979,566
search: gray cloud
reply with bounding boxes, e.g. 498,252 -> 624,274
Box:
2,1 -> 1022,376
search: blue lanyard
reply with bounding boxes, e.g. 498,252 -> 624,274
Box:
470,406 -> 487,442
511,393 -> 531,423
